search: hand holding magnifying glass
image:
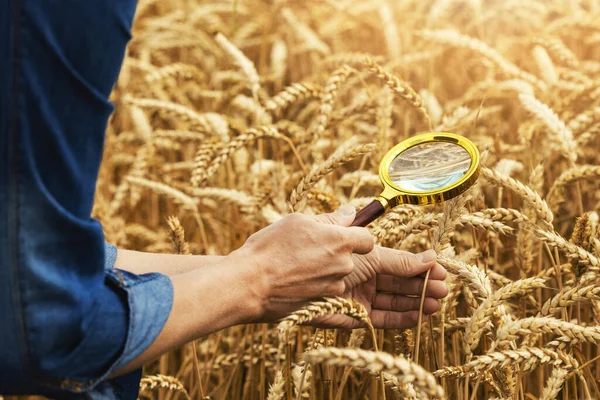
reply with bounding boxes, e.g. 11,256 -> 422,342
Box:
351,132 -> 480,226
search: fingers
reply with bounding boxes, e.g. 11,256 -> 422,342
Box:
376,247 -> 447,279
372,293 -> 440,314
312,205 -> 356,226
376,276 -> 449,298
342,227 -> 375,254
376,247 -> 439,277
370,310 -> 424,330
418,263 -> 447,280
312,206 -> 374,254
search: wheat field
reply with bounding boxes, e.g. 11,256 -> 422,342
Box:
59,0 -> 600,399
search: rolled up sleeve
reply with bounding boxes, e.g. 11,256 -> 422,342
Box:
103,243 -> 174,376
72,244 -> 173,400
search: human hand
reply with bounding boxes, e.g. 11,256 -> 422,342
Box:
311,246 -> 448,330
231,205 -> 374,323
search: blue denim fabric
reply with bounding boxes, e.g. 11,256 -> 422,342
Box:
0,1 -> 174,399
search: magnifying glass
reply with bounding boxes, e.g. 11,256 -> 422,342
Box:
351,132 -> 480,227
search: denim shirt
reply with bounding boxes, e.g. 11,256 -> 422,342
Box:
0,1 -> 174,399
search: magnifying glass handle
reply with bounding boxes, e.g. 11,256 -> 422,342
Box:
350,200 -> 385,227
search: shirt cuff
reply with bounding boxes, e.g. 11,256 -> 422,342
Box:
103,243 -> 174,372
59,244 -> 173,399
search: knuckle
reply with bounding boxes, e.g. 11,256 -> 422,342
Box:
412,297 -> 421,310
368,235 -> 375,250
396,252 -> 417,274
245,233 -> 257,244
357,230 -> 375,252
392,275 -> 403,290
417,279 -> 425,294
321,214 -> 337,224
332,229 -> 350,249
341,258 -> 354,275
383,312 -> 393,327
287,212 -> 307,225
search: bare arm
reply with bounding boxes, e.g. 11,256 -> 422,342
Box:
111,208 -> 373,376
114,249 -> 223,276
112,251 -> 262,375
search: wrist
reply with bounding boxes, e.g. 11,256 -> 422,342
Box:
219,249 -> 268,323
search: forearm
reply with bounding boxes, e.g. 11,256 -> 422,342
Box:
112,251 -> 263,376
114,248 -> 224,276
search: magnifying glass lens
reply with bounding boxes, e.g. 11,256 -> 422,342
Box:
350,132 -> 479,227
388,142 -> 472,193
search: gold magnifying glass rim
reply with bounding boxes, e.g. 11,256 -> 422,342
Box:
376,132 -> 480,208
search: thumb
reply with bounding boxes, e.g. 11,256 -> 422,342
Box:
314,204 -> 356,226
377,248 -> 438,277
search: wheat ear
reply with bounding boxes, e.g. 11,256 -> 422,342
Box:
266,370 -> 285,400
464,278 -> 546,354
547,165 -> 600,211
362,57 -> 431,127
311,65 -> 355,138
497,317 -> 600,346
305,348 -> 445,399
481,167 -> 554,229
213,32 -> 260,98
419,29 -> 545,90
540,367 -> 570,400
277,297 -> 371,344
265,82 -> 322,118
198,126 -> 287,187
541,284 -> 600,316
166,216 -> 191,255
139,374 -> 191,400
124,97 -> 213,132
289,143 -> 375,211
